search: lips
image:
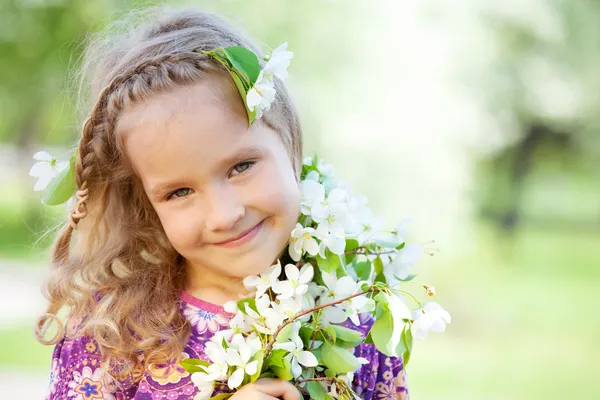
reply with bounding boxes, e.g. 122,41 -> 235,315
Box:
214,219 -> 265,247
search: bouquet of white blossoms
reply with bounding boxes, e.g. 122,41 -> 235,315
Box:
180,156 -> 451,400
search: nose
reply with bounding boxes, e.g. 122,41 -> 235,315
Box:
203,185 -> 245,232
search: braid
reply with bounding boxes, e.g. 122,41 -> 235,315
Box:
52,51 -> 220,267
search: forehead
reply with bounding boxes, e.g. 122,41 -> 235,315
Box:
117,80 -> 271,187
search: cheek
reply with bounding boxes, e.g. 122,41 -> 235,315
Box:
251,160 -> 300,224
155,208 -> 201,251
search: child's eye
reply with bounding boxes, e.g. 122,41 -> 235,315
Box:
230,161 -> 255,177
167,188 -> 192,200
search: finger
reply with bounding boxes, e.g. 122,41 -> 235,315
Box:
252,378 -> 302,400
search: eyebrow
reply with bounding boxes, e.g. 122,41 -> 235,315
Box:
147,145 -> 265,199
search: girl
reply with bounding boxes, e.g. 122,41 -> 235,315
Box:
36,6 -> 409,400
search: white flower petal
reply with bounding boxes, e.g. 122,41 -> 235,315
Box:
33,151 -> 53,161
245,360 -> 258,376
297,351 -> 318,367
29,162 -> 50,178
227,368 -> 245,389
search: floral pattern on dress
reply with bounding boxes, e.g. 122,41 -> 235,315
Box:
47,294 -> 409,400
147,354 -> 190,385
182,306 -> 229,334
67,366 -> 117,400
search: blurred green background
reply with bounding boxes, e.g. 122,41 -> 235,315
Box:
1,0 -> 598,398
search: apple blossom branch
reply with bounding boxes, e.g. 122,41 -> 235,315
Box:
263,285 -> 379,357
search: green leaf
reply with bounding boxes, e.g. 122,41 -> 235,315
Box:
237,298 -> 257,315
317,249 -> 341,275
344,239 -> 359,264
364,332 -> 374,345
373,257 -> 386,284
394,326 -> 408,358
306,381 -> 327,400
258,371 -> 275,379
374,239 -> 404,249
331,325 -> 363,343
394,273 -> 417,282
299,326 -> 314,344
265,349 -> 287,369
223,46 -> 261,85
323,326 -> 337,343
321,342 -> 360,374
271,357 -> 294,381
353,261 -> 371,281
179,358 -> 209,374
42,155 -> 76,206
405,326 -> 413,352
229,70 -> 256,126
401,325 -> 413,366
369,311 -> 395,357
277,323 -> 296,343
250,350 -> 265,382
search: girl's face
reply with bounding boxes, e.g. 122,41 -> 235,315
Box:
120,79 -> 300,279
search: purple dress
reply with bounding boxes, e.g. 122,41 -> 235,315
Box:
46,292 -> 409,400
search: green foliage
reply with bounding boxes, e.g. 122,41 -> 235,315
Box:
306,381 -> 328,400
317,249 -> 341,275
321,342 -> 360,374
179,358 -> 209,374
42,155 -> 76,206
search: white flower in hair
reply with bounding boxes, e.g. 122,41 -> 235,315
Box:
263,42 -> 294,81
246,71 -> 277,119
29,151 -> 69,192
246,43 -> 293,119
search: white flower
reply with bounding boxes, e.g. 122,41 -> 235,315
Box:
244,294 -> 286,335
288,224 -> 319,261
273,322 -> 318,378
263,42 -> 294,81
380,293 -> 413,353
311,188 -> 350,234
299,180 -> 325,215
390,217 -> 412,244
387,244 -> 423,281
272,296 -> 303,320
225,334 -> 262,389
316,227 -> 346,257
272,263 -> 314,300
305,170 -> 320,182
316,159 -> 334,178
203,341 -> 229,379
319,273 -> 360,324
342,294 -> 375,326
243,261 -> 282,297
246,71 -> 277,119
29,151 -> 69,192
411,302 -> 451,339
191,371 -> 217,400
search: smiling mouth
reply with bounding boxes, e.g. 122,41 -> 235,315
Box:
214,219 -> 265,248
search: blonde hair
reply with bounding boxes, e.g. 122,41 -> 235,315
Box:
35,5 -> 302,379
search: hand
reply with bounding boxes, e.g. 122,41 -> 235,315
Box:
229,378 -> 302,400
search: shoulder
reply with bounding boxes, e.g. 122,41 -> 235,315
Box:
47,333 -> 138,400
